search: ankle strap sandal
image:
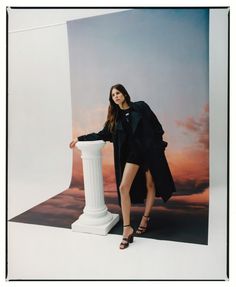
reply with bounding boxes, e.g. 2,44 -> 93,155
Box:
119,224 -> 134,250
135,215 -> 150,235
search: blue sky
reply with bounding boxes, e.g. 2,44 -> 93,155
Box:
67,8 -> 209,149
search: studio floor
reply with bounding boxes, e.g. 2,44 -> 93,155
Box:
7,219 -> 225,280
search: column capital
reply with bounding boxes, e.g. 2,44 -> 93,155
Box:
76,140 -> 105,158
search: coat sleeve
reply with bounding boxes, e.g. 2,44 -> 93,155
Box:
77,121 -> 113,142
141,101 -> 165,136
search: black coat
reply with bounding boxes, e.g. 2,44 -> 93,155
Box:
77,101 -> 176,207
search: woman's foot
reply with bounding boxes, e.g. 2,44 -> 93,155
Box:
119,225 -> 134,249
135,215 -> 150,235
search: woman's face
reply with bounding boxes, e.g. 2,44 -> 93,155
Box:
111,88 -> 126,105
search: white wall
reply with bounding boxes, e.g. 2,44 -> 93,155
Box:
8,8 -> 129,218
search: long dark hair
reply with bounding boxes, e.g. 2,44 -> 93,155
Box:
105,84 -> 131,133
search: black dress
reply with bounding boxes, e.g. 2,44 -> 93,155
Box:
119,107 -> 149,172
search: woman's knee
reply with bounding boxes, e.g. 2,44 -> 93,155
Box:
119,182 -> 131,195
146,181 -> 155,192
145,170 -> 155,191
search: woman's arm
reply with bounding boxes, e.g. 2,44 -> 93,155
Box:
69,122 -> 112,149
77,121 -> 113,142
140,101 -> 168,149
141,101 -> 164,135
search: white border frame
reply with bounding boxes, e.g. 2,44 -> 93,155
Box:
2,5 -> 230,282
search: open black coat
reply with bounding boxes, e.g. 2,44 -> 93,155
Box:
77,101 -> 176,207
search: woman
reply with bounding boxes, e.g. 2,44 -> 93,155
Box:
69,84 -> 176,250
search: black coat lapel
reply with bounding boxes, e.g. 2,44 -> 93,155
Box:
115,119 -> 124,132
130,110 -> 142,134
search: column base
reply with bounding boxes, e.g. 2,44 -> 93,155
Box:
71,212 -> 120,235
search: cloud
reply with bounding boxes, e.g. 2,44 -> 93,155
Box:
175,103 -> 209,149
69,148 -> 84,188
173,179 -> 209,196
164,103 -> 209,196
166,147 -> 209,196
176,116 -> 201,132
74,105 -> 109,137
173,187 -> 209,204
102,164 -> 116,191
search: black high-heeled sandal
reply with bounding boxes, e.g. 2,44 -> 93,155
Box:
135,215 -> 150,235
119,224 -> 134,250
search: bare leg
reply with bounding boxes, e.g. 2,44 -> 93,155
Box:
119,162 -> 139,248
136,169 -> 156,233
144,169 -> 156,216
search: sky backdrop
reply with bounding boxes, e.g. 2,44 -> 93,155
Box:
67,8 -> 209,206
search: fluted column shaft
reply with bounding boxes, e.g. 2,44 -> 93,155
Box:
71,140 -> 119,235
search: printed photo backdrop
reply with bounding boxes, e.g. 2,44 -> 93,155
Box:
11,9 -> 209,244
67,8 -> 209,242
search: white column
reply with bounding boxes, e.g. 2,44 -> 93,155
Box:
71,140 -> 119,235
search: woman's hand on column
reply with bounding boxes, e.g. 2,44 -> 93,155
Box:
69,138 -> 78,149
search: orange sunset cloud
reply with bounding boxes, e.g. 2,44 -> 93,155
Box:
175,103 -> 209,149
